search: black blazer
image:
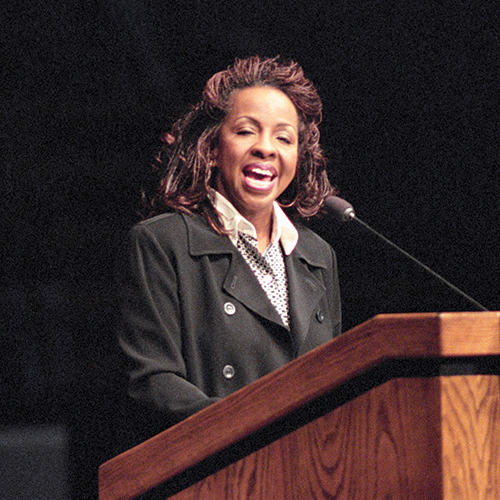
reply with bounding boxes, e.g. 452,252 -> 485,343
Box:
118,211 -> 341,427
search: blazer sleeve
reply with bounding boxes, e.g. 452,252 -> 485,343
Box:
117,222 -> 220,426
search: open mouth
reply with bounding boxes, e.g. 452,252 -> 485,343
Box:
242,165 -> 277,192
243,164 -> 277,184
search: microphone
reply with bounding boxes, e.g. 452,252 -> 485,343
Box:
324,195 -> 489,312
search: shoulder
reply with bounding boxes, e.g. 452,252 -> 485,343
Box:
123,213 -> 188,263
131,212 -> 186,236
293,223 -> 336,269
129,212 -> 234,257
130,211 -> 211,242
295,223 -> 333,252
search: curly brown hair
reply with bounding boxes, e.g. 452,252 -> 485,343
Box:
150,56 -> 335,231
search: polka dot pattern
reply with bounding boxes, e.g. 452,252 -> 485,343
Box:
237,232 -> 290,327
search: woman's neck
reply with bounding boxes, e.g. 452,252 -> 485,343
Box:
247,211 -> 273,254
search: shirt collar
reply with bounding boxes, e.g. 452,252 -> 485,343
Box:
209,189 -> 299,255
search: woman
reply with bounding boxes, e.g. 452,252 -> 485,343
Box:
118,56 -> 342,430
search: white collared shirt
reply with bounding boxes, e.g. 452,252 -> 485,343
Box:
209,189 -> 299,256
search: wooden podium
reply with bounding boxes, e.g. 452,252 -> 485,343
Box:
99,312 -> 500,499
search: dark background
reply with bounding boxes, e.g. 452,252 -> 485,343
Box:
2,1 -> 499,498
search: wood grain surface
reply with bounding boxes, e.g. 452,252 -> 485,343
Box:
99,312 -> 500,500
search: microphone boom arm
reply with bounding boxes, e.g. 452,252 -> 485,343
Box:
324,195 -> 489,312
351,215 -> 488,312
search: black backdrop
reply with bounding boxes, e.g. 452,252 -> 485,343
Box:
3,1 -> 499,498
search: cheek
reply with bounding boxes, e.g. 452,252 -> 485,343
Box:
287,152 -> 299,177
217,139 -> 239,165
280,160 -> 298,192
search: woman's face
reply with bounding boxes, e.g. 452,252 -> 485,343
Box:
214,86 -> 299,223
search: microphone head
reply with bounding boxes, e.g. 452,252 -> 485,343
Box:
324,196 -> 356,222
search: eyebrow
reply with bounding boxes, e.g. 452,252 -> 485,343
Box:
234,116 -> 298,132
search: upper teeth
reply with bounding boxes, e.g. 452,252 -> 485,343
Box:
251,167 -> 272,176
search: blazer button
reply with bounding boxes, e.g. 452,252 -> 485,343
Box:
224,302 -> 236,315
316,310 -> 325,323
223,365 -> 235,379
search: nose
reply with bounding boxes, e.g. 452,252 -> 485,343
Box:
251,133 -> 276,159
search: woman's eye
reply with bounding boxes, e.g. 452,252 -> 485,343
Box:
237,129 -> 253,136
278,136 -> 292,144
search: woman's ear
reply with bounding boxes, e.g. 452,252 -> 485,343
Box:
209,148 -> 219,168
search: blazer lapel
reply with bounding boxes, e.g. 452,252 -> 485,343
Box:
221,229 -> 329,341
222,252 -> 285,326
184,213 -> 329,337
184,214 -> 285,327
286,232 -> 328,352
